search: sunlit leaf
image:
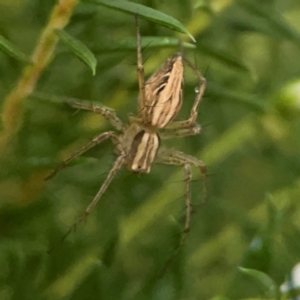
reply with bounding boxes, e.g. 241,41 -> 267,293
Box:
56,29 -> 97,75
237,0 -> 300,45
239,267 -> 280,300
198,42 -> 253,75
84,0 -> 195,42
93,36 -> 195,53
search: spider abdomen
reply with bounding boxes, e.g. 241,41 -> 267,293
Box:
130,131 -> 159,173
139,54 -> 184,128
118,124 -> 159,173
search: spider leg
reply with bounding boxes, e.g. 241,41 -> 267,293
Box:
54,152 -> 126,246
156,146 -> 207,244
135,15 -> 147,122
182,163 -> 192,245
45,131 -> 116,180
77,152 -> 126,220
183,57 -> 207,126
67,100 -> 125,131
156,147 -> 207,182
159,123 -> 201,139
163,57 -> 206,130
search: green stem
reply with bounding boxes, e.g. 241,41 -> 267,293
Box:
0,0 -> 79,154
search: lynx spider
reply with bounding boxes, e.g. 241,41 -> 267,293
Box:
47,16 -> 207,244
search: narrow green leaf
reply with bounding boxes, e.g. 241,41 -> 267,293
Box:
84,0 -> 195,42
93,36 -> 195,53
238,0 -> 300,46
239,267 -> 281,300
209,83 -> 272,113
55,30 -> 97,75
0,35 -> 31,63
198,42 -> 253,75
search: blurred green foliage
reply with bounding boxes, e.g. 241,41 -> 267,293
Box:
1,0 -> 300,299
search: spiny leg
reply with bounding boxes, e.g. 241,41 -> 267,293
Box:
135,15 -> 147,119
67,100 -> 125,131
75,153 -> 126,223
156,146 -> 207,242
155,163 -> 192,278
154,147 -> 206,277
52,153 -> 126,248
181,163 -> 192,246
157,146 -> 207,184
159,123 -> 201,139
163,57 -> 207,130
45,131 -> 116,180
183,57 -> 207,125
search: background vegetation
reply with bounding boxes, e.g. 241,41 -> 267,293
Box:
1,0 -> 300,299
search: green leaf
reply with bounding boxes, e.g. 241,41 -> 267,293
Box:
84,0 -> 195,42
238,267 -> 281,300
209,83 -> 272,113
0,35 -> 31,63
55,30 -> 97,75
237,0 -> 300,46
198,42 -> 253,75
93,36 -> 195,53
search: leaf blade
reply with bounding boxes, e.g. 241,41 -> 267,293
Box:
84,0 -> 195,42
238,0 -> 300,45
55,29 -> 97,75
93,36 -> 195,53
239,267 -> 281,300
0,35 -> 31,63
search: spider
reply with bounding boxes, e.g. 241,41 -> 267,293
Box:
46,16 -> 207,244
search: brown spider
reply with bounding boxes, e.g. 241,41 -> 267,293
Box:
46,16 -> 207,243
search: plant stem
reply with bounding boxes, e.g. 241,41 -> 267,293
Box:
0,0 -> 79,155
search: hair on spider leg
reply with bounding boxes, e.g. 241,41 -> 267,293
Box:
150,213 -> 193,280
203,63 -> 212,79
183,51 -> 209,78
205,171 -> 219,178
70,108 -> 82,116
140,41 -> 155,65
124,40 -> 154,67
201,121 -> 214,129
47,221 -> 80,254
188,58 -> 211,83
143,230 -> 185,286
166,171 -> 209,183
47,169 -> 121,254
